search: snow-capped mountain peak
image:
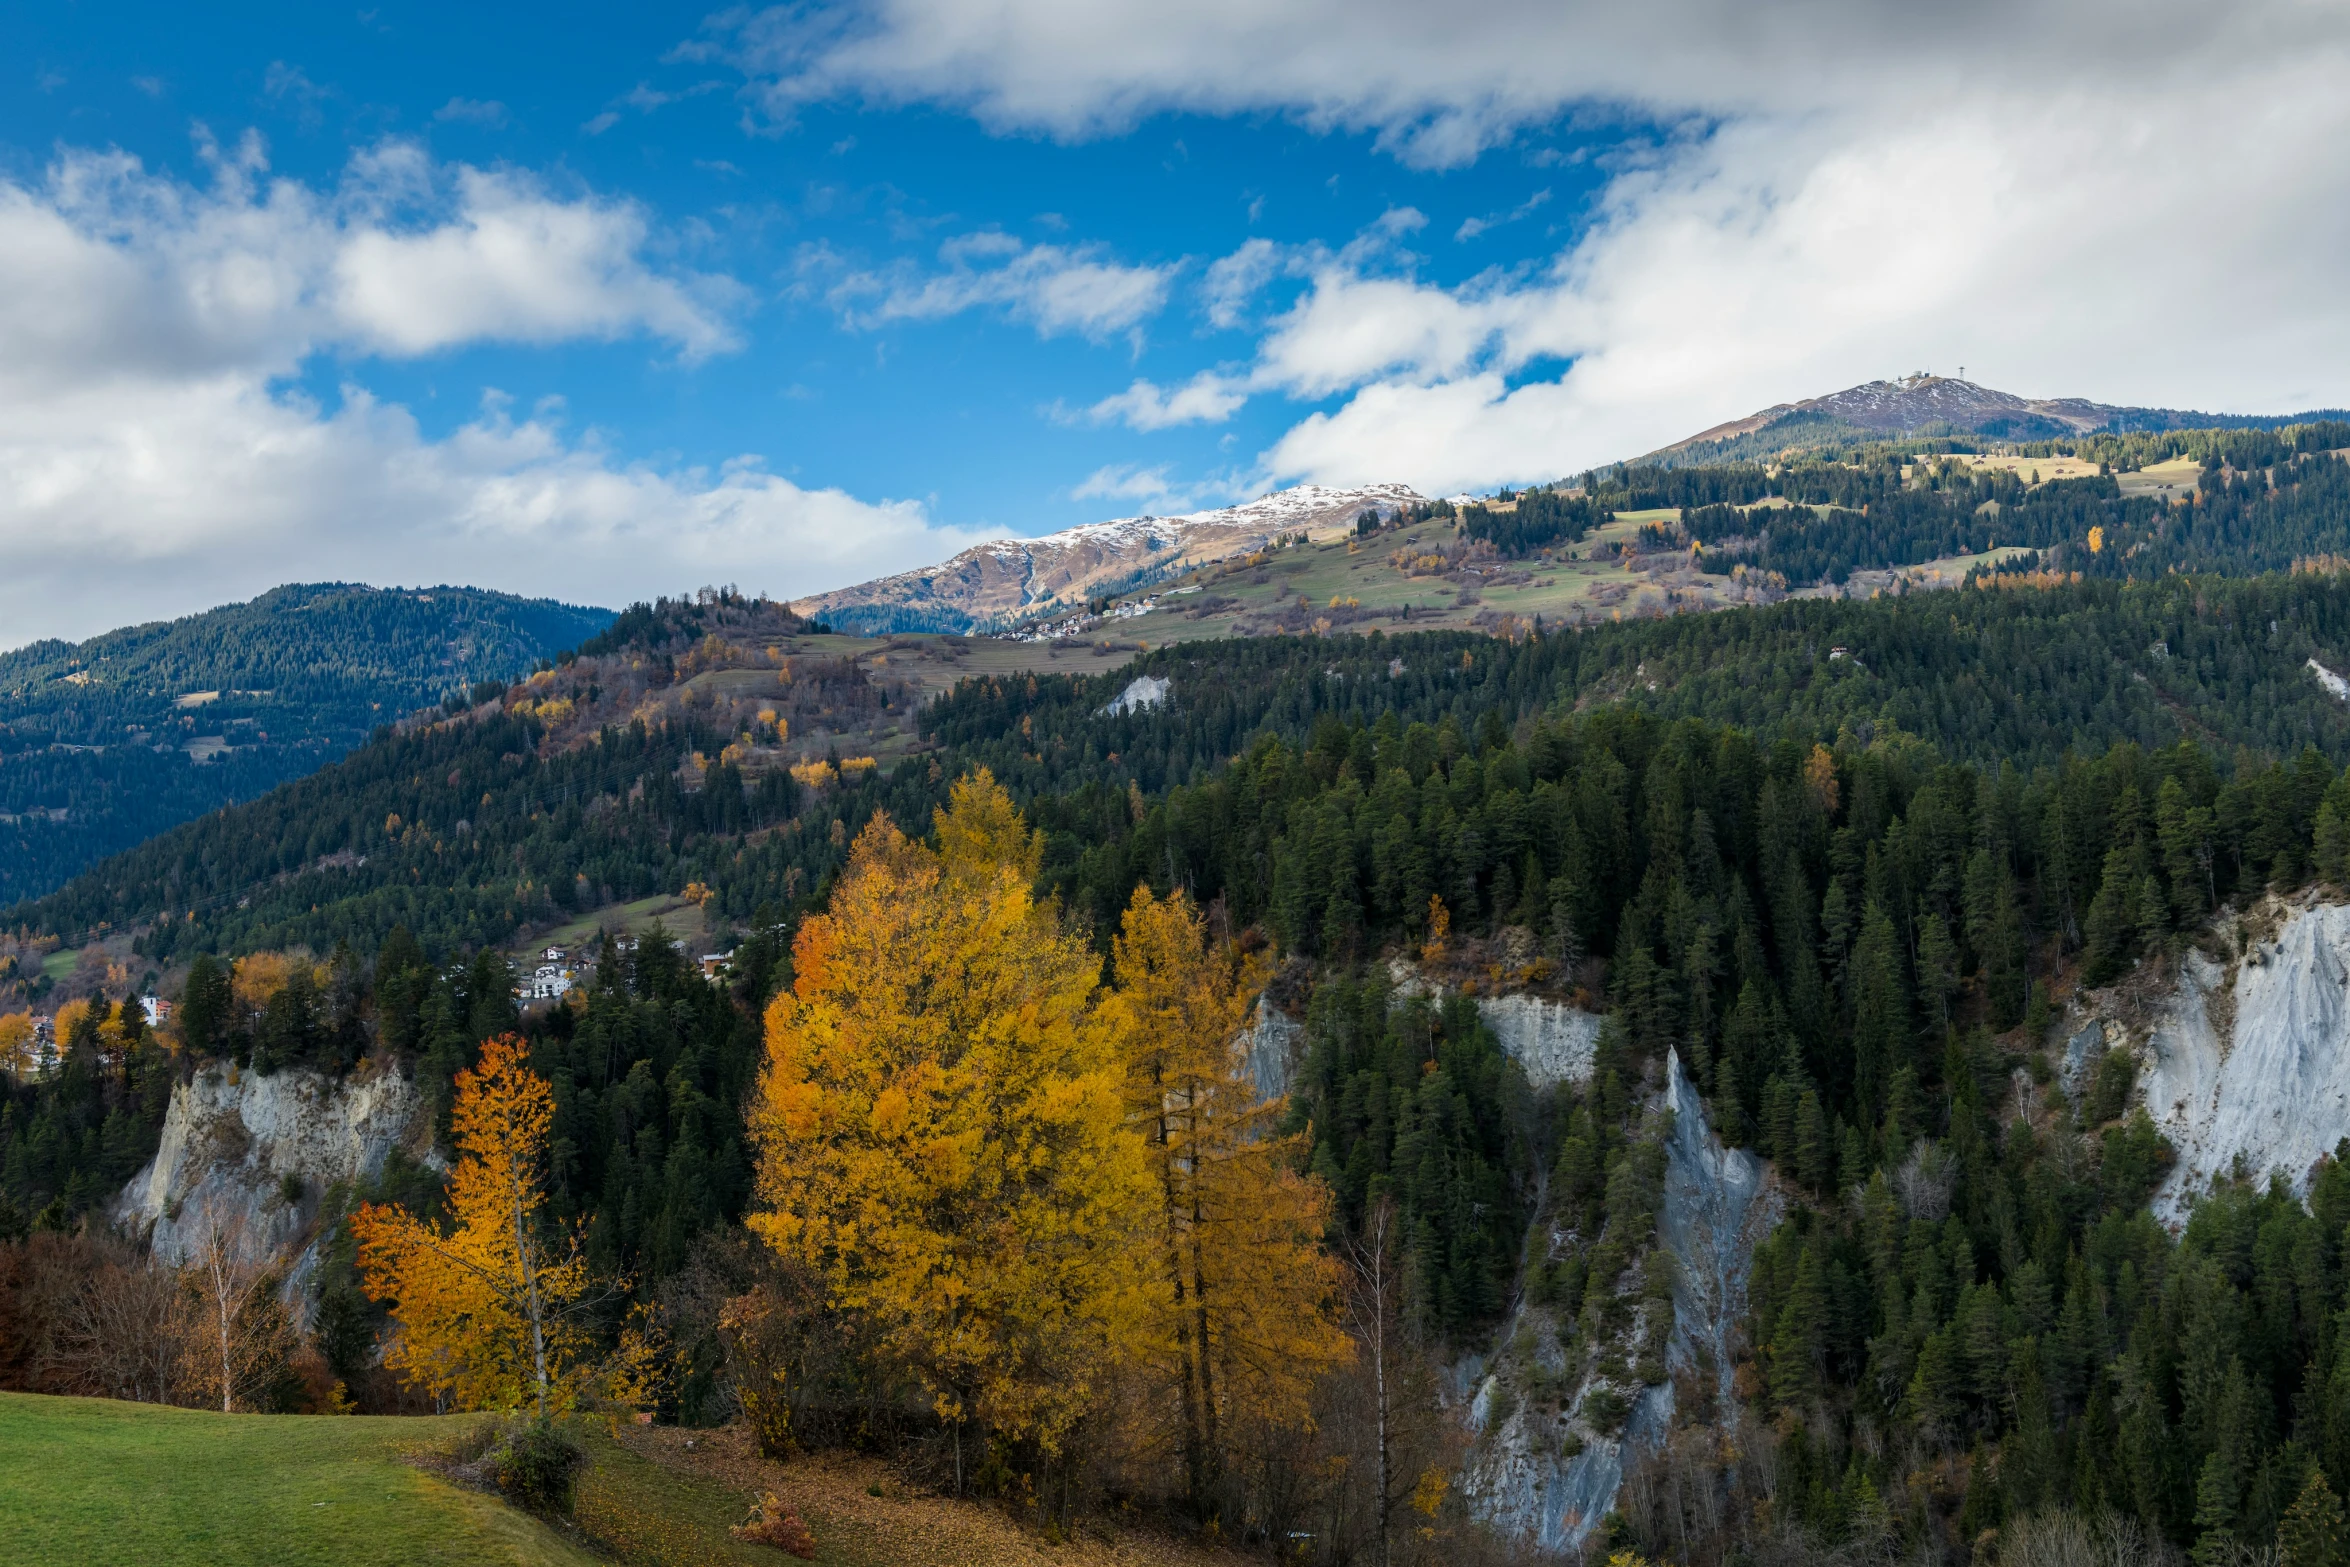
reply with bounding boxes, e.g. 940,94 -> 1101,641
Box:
791,482 -> 1423,636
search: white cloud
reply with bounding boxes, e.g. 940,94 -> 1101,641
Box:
1258,78 -> 2350,492
708,0 -> 2350,500
825,231 -> 1174,340
1070,462 -> 1177,503
0,140 -> 984,645
1201,237 -> 1279,330
711,0 -> 2334,166
333,167 -> 744,358
1082,372 -> 1247,431
1456,187 -> 1548,242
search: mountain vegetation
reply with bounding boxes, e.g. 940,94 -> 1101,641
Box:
19,568 -> 2350,977
0,584 -> 611,906
1547,423 -> 2350,587
26,488 -> 2350,1562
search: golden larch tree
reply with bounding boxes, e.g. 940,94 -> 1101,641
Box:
352,1033 -> 592,1416
1107,885 -> 1350,1513
748,771 -> 1150,1459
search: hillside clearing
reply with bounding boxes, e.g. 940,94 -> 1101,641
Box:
0,1391 -> 1242,1567
0,1392 -> 597,1567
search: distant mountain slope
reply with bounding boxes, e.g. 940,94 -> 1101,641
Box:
1651,374 -> 2345,463
790,482 -> 1423,634
26,571 -> 2350,977
0,583 -> 611,904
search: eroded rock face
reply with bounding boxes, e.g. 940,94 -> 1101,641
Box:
1238,997 -> 1303,1102
1658,1050 -> 1780,1429
1462,1050 -> 1777,1553
1476,994 -> 1604,1089
2138,901 -> 2350,1223
1383,959 -> 1606,1089
114,1061 -> 433,1269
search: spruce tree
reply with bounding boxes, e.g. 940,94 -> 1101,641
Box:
2282,1471 -> 2349,1567
2194,1451 -> 2241,1567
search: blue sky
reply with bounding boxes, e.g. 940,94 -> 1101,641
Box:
3,0 -> 2348,642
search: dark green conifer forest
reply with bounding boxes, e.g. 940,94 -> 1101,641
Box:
17,453 -> 2350,1558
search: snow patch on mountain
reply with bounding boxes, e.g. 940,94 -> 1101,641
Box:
791,482 -> 1422,635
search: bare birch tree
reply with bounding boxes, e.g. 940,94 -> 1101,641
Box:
179,1199 -> 295,1414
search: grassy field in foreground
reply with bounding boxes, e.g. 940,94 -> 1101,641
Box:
0,1392 -> 598,1567
0,1392 -> 1239,1567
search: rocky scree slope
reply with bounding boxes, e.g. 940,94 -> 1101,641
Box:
2063,892 -> 2350,1223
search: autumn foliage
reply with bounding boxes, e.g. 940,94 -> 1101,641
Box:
353,1033 -> 593,1415
749,772 -> 1149,1448
748,770 -> 1347,1489
1108,885 -> 1348,1507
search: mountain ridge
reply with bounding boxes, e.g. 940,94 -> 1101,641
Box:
1649,373 -> 2349,462
0,582 -> 611,904
789,482 -> 1424,635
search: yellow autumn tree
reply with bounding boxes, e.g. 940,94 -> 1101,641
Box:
352,1033 -> 594,1417
1106,886 -> 1349,1511
748,771 -> 1150,1460
0,1013 -> 36,1078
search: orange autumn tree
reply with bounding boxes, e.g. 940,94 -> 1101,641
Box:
353,1033 -> 594,1417
748,771 -> 1150,1461
1106,886 -> 1350,1513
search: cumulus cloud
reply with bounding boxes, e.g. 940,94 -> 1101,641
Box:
823,231 -> 1174,341
1081,373 -> 1248,431
711,0 -> 2350,497
333,166 -> 742,357
1070,462 -> 1177,503
0,139 -> 982,645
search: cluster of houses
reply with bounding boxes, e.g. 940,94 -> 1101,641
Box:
526,946 -> 578,1000
518,938 -> 732,1003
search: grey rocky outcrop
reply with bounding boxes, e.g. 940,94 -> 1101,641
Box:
1463,1049 -> 1778,1553
113,1060 -> 434,1274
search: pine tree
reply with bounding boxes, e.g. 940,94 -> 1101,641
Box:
1771,1245 -> 1827,1408
1915,912 -> 1959,1032
1848,901 -> 1906,1118
2193,1450 -> 2241,1567
2282,1470 -> 2350,1567
2082,844 -> 2140,985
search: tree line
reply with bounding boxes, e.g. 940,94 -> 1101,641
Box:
24,569 -> 2350,981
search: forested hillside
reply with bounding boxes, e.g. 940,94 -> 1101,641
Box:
9,565 -> 2350,1564
1544,422 -> 2350,589
21,569 -> 2350,971
0,584 -> 611,904
15,652 -> 2350,1564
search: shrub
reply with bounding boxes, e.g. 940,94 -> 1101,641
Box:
490,1419 -> 585,1516
731,1492 -> 818,1559
1580,1387 -> 1632,1434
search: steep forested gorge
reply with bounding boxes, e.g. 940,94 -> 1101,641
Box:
18,450 -> 2350,1559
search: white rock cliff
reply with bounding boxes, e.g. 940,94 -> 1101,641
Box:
2137,899 -> 2350,1222
113,1061 -> 434,1270
1464,1049 -> 1777,1552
